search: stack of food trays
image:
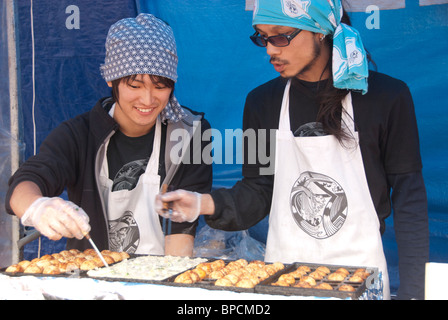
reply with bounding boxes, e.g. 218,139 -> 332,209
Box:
1,253 -> 377,299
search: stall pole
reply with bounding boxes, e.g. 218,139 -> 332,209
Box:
6,0 -> 21,264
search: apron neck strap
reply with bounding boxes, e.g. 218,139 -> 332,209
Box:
279,79 -> 355,135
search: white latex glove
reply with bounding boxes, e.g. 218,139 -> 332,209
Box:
21,197 -> 91,240
155,190 -> 202,223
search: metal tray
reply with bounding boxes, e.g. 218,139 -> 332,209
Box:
255,262 -> 378,300
160,259 -> 281,294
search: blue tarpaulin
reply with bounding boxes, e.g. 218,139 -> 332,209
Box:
0,0 -> 447,297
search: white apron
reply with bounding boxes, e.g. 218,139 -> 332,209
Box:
265,80 -> 390,299
99,114 -> 165,255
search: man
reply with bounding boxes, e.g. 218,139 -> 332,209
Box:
157,0 -> 429,299
6,14 -> 212,257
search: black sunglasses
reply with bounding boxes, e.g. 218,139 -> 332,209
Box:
250,29 -> 303,47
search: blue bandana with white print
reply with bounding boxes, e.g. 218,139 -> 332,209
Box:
253,0 -> 369,94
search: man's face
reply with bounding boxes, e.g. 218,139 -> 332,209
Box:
254,24 -> 329,82
108,74 -> 172,137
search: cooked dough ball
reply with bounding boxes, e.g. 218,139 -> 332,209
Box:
102,255 -> 115,265
24,265 -> 43,274
83,249 -> 96,256
18,260 -> 31,269
211,259 -> 225,271
348,275 -> 364,283
174,272 -> 193,284
301,276 -> 316,286
196,262 -> 212,274
271,262 -> 285,271
60,250 -> 73,258
80,260 -> 98,271
35,259 -> 52,269
236,278 -> 256,288
74,257 -> 87,266
209,270 -> 226,280
353,269 -> 370,279
294,281 -> 312,288
92,257 -> 106,267
314,283 -> 333,290
5,264 -> 23,273
224,273 -> 240,285
119,251 -> 130,260
235,259 -> 248,267
315,266 -> 331,274
215,278 -> 233,287
52,253 -> 64,260
290,269 -> 307,278
193,268 -> 207,280
264,265 -> 277,276
328,272 -> 346,281
254,269 -> 270,281
107,252 -> 123,263
272,280 -> 290,287
297,265 -> 311,273
69,249 -> 81,255
309,270 -> 325,280
65,262 -> 80,272
278,274 -> 296,285
339,284 -> 356,292
43,265 -> 61,275
335,268 -> 349,276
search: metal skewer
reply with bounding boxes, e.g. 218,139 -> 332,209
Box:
161,184 -> 172,236
84,232 -> 110,268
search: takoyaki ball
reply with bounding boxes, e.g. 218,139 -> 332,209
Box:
294,281 -> 312,288
24,265 -> 43,274
271,262 -> 285,271
43,265 -> 61,275
314,283 -> 333,290
309,270 -> 325,280
339,284 -> 356,292
328,272 -> 346,281
235,278 -> 256,288
348,275 -> 364,283
335,268 -> 349,276
215,278 -> 233,287
5,264 -> 23,273
315,266 -> 331,274
297,265 -> 311,273
272,280 -> 290,287
301,276 -> 317,286
119,251 -> 130,260
80,260 -> 98,271
18,260 -> 31,270
278,273 -> 296,285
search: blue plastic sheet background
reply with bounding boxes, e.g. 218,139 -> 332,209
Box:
4,0 -> 447,296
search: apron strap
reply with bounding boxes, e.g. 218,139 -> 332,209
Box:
279,80 -> 356,137
278,80 -> 292,131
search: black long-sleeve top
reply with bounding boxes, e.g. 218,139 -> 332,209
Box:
206,71 -> 429,300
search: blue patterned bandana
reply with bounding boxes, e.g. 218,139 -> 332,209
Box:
253,0 -> 369,94
101,13 -> 187,123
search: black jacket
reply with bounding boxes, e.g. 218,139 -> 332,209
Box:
6,98 -> 213,251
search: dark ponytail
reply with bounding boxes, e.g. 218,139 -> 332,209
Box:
316,8 -> 374,146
